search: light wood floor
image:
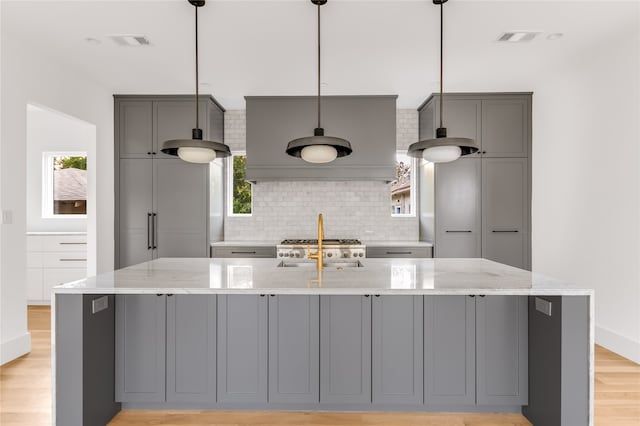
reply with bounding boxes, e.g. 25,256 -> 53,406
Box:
0,306 -> 638,426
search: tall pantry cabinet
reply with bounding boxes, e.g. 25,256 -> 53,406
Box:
114,95 -> 224,269
420,93 -> 532,270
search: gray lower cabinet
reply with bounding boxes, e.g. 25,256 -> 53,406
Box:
482,158 -> 529,270
115,294 -> 166,402
320,295 -> 372,404
211,245 -> 276,258
372,296 -> 423,405
424,295 -> 476,405
476,295 -> 528,405
268,295 -> 320,404
434,158 -> 482,258
166,295 -> 216,403
366,246 -> 432,258
217,295 -> 268,404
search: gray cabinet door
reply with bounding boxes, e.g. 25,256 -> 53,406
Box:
217,295 -> 268,404
435,158 -> 482,258
154,100 -> 208,159
119,159 -> 153,268
118,101 -> 153,158
435,98 -> 482,145
153,159 -> 209,259
482,158 -> 529,269
320,295 -> 372,404
424,295 -> 476,405
476,295 -> 528,406
268,295 -> 319,404
481,98 -> 529,157
115,294 -> 166,402
372,296 -> 423,405
166,295 -> 216,403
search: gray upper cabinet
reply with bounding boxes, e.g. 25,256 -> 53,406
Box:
476,295 -> 528,406
424,295 -> 476,405
154,159 -> 209,259
372,296 -> 423,405
320,295 -> 372,404
245,96 -> 397,182
482,158 -> 529,269
481,98 -> 530,157
268,295 -> 320,404
118,159 -> 154,268
118,101 -> 153,158
217,295 -> 268,404
436,98 -> 482,144
115,294 -> 166,403
166,295 -> 216,403
115,95 -> 222,269
434,158 -> 482,258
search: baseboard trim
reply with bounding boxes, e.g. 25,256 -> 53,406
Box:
596,325 -> 640,364
0,332 -> 32,365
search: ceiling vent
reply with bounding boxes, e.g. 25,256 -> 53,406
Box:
108,35 -> 152,47
497,32 -> 540,43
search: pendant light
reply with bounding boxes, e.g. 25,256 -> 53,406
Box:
407,0 -> 479,163
286,0 -> 352,164
161,0 -> 231,163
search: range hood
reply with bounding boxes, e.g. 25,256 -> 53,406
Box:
245,95 -> 397,182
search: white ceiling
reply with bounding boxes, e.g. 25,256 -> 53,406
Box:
2,1 -> 637,109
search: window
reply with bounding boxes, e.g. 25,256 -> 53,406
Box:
391,152 -> 416,217
43,152 -> 87,217
227,153 -> 252,216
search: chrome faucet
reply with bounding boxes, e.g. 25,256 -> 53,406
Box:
307,213 -> 324,271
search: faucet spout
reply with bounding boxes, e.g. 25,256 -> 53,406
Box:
307,213 -> 324,271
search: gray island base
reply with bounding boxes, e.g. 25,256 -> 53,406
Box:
53,258 -> 593,426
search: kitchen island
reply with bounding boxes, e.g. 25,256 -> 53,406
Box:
52,258 -> 593,426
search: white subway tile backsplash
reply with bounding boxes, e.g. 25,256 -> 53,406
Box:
223,109 -> 419,242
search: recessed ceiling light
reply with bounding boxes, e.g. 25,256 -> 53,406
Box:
547,33 -> 564,40
84,37 -> 101,45
108,35 -> 152,47
497,32 -> 540,43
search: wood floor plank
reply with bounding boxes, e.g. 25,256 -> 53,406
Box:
0,306 -> 638,426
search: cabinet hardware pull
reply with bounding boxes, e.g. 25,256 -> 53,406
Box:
167,294 -> 174,297
385,251 -> 412,255
259,294 -> 266,297
147,152 -> 152,155
152,213 -> 157,249
270,294 -> 276,297
374,295 -> 380,298
59,259 -> 86,262
446,230 -> 472,233
492,230 -> 519,233
479,295 -> 486,298
59,242 -> 87,245
231,251 -> 257,254
364,295 -> 370,298
147,213 -> 152,249
152,152 -> 157,155
156,294 -> 163,297
468,295 -> 476,298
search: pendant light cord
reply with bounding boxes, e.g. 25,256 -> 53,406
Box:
317,1 -> 321,129
195,3 -> 200,130
439,0 -> 444,130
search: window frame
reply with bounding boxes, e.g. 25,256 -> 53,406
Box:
226,151 -> 253,217
391,151 -> 417,218
42,151 -> 88,219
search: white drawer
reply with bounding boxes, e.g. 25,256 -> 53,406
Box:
43,268 -> 87,301
26,268 -> 43,301
27,252 -> 44,268
43,252 -> 87,268
27,236 -> 44,252
42,235 -> 87,252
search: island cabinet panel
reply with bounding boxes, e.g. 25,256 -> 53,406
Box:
268,295 -> 320,404
115,294 -> 166,402
476,295 -> 528,406
372,296 -> 424,405
320,295 -> 372,404
166,295 -> 217,403
424,295 -> 476,405
434,158 -> 482,258
217,295 -> 268,404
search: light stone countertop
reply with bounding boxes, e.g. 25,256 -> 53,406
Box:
53,257 -> 592,296
27,231 -> 87,236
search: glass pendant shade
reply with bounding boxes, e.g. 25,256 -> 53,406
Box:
423,145 -> 461,163
301,144 -> 338,163
178,146 -> 217,163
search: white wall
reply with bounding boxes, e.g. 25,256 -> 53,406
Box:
531,5 -> 640,362
26,105 -> 94,232
0,31 -> 114,363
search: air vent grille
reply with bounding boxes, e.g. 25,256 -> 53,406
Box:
108,35 -> 151,47
498,32 -> 540,43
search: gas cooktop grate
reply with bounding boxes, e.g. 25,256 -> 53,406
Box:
280,239 -> 362,245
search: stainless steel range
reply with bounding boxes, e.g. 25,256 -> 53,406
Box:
277,239 -> 366,260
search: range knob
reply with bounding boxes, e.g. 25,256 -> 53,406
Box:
295,253 -> 300,258
353,253 -> 358,257
359,253 -> 364,257
279,253 -> 283,257
343,253 -> 349,258
327,252 -> 333,257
